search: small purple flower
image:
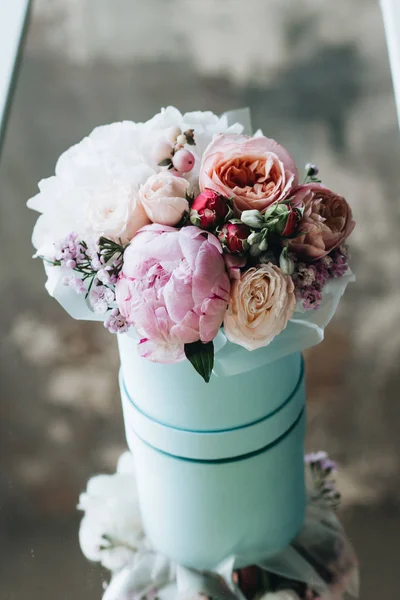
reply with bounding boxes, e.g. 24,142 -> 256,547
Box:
292,262 -> 323,310
305,451 -> 337,473
104,308 -> 130,334
301,287 -> 322,310
329,255 -> 349,277
305,451 -> 340,509
61,275 -> 86,295
322,255 -> 333,268
305,451 -> 327,464
54,232 -> 86,268
292,263 -> 316,288
311,260 -> 329,285
326,246 -> 349,278
91,256 -> 104,271
314,268 -> 328,285
89,283 -> 115,314
112,257 -> 123,269
97,268 -> 112,285
291,244 -> 350,312
98,265 -> 120,285
85,242 -> 104,271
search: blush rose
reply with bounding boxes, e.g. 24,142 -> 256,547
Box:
199,134 -> 298,213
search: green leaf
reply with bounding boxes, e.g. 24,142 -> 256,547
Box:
158,157 -> 173,167
184,340 -> 214,383
185,190 -> 195,203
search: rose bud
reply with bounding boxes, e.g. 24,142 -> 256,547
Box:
280,204 -> 303,237
305,162 -> 319,177
247,229 -> 269,256
279,246 -> 295,275
263,203 -> 303,238
218,221 -> 251,254
190,189 -> 230,230
241,209 -> 264,229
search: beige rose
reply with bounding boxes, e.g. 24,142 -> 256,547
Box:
199,134 -> 298,213
224,264 -> 296,350
140,172 -> 189,226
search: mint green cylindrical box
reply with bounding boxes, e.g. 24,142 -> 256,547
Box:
118,334 -> 306,570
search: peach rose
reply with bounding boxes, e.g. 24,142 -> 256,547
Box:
199,134 -> 298,213
224,264 -> 296,351
289,184 -> 355,261
139,172 -> 190,226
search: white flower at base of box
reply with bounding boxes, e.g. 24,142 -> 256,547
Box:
78,452 -> 145,572
28,107 -> 355,382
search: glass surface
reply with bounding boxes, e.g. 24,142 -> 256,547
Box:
0,0 -> 31,146
1,1 -> 400,598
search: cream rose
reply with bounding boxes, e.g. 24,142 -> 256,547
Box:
224,264 -> 296,350
88,184 -> 150,244
199,134 -> 298,213
140,172 -> 190,226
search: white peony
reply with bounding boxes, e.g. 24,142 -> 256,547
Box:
87,183 -> 150,244
102,554 -> 175,600
258,591 -> 301,600
78,451 -> 144,572
28,107 -> 244,255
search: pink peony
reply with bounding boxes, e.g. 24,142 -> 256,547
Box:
199,134 -> 298,213
289,184 -> 355,261
224,253 -> 247,280
116,224 -> 230,363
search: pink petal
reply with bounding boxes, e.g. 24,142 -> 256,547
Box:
199,297 -> 227,342
192,242 -> 230,306
138,338 -> 185,364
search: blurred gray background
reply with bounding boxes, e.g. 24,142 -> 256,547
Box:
1,0 -> 400,598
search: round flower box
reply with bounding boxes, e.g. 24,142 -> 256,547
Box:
119,333 -> 306,569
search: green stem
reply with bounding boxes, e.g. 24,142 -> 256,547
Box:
85,275 -> 95,298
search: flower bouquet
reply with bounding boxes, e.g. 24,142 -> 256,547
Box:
28,107 -> 355,569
